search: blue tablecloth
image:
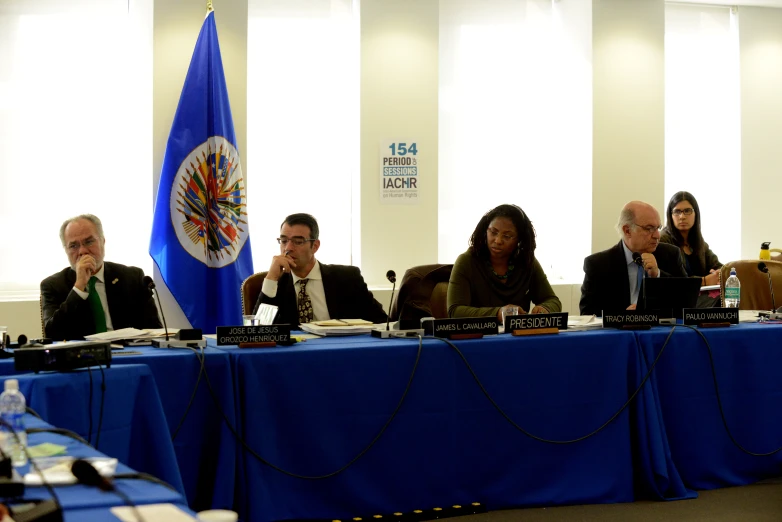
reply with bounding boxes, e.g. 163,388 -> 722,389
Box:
10,416 -> 192,519
635,322 -> 782,489
4,365 -> 185,496
212,329 -> 690,522
0,346 -> 236,510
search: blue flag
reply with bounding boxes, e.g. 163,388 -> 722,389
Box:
150,10 -> 253,333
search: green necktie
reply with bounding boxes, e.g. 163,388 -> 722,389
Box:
87,276 -> 107,333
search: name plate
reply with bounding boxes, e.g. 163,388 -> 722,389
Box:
432,318 -> 499,339
505,313 -> 568,332
683,308 -> 739,326
603,311 -> 660,329
216,325 -> 292,345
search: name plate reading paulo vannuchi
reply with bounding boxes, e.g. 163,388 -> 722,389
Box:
504,312 -> 568,333
216,325 -> 292,345
602,311 -> 660,329
432,318 -> 499,339
683,308 -> 738,326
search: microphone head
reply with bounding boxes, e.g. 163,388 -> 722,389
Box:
16,335 -> 27,346
142,275 -> 156,290
758,262 -> 769,274
71,459 -> 113,491
386,270 -> 396,284
632,252 -> 643,266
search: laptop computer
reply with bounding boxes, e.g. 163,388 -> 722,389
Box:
638,277 -> 703,318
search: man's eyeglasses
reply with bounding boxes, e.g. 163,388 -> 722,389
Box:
277,236 -> 316,247
633,223 -> 662,234
66,237 -> 98,252
672,208 -> 695,217
487,227 -> 516,243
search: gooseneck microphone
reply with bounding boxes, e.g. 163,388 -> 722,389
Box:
72,459 -> 145,522
757,262 -> 777,313
143,276 -> 169,341
385,270 -> 397,331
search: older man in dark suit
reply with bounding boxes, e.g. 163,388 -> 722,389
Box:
580,201 -> 687,316
254,213 -> 387,326
41,214 -> 161,340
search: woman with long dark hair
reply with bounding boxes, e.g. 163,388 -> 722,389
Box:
447,204 -> 561,320
660,191 -> 722,287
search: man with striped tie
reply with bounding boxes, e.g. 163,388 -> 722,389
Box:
254,213 -> 387,326
41,214 -> 161,340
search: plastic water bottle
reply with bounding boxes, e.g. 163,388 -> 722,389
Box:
725,268 -> 741,308
0,379 -> 27,466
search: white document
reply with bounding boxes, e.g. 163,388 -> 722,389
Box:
300,322 -> 381,336
566,315 -> 603,329
110,503 -> 197,522
85,327 -> 180,342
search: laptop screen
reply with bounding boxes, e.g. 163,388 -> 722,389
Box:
638,277 -> 703,317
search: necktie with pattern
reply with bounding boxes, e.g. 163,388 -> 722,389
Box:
87,276 -> 107,333
298,278 -> 314,324
633,263 -> 645,305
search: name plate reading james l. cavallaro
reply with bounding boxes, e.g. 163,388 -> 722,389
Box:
683,308 -> 738,326
504,312 -> 568,332
216,325 -> 292,345
432,318 -> 499,339
603,311 -> 660,329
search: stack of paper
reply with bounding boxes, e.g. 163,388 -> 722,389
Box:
566,315 -> 603,329
300,319 -> 378,336
84,327 -> 180,343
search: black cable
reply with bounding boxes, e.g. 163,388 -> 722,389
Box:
25,406 -> 41,419
434,328 -> 677,444
185,336 -> 424,479
682,324 -> 782,457
87,366 -> 94,446
95,364 -> 106,451
26,427 -> 90,446
171,346 -> 206,441
0,416 -> 63,516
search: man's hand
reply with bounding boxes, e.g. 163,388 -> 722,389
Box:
265,253 -> 297,281
74,255 -> 97,291
530,306 -> 549,314
640,253 -> 659,278
626,304 -> 637,310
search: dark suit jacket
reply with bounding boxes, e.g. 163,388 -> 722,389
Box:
41,261 -> 162,340
254,263 -> 388,326
579,241 -> 687,316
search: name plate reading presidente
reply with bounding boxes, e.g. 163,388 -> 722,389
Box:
603,312 -> 660,329
683,308 -> 738,326
216,325 -> 292,345
432,318 -> 499,339
505,313 -> 568,332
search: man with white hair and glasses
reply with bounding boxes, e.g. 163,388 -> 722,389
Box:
41,214 -> 161,340
579,201 -> 687,316
254,213 -> 387,326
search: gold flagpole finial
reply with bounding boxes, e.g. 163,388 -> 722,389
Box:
206,0 -> 213,13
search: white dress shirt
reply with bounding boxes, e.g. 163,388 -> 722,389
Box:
72,264 -> 114,330
261,261 -> 331,321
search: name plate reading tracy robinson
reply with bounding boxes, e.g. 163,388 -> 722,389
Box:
602,311 -> 660,329
216,325 -> 292,345
432,318 -> 499,339
505,313 -> 568,332
683,308 -> 738,326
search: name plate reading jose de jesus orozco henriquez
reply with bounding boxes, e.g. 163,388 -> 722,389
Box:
216,325 -> 292,345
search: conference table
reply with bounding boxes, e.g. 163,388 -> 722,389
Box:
0,346 -> 236,511
210,328 -> 689,522
9,414 -> 195,521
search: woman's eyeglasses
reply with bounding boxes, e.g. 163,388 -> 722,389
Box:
672,208 -> 695,217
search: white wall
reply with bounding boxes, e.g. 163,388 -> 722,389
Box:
739,7 -> 782,259
592,0 -> 666,252
360,0 -> 439,287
